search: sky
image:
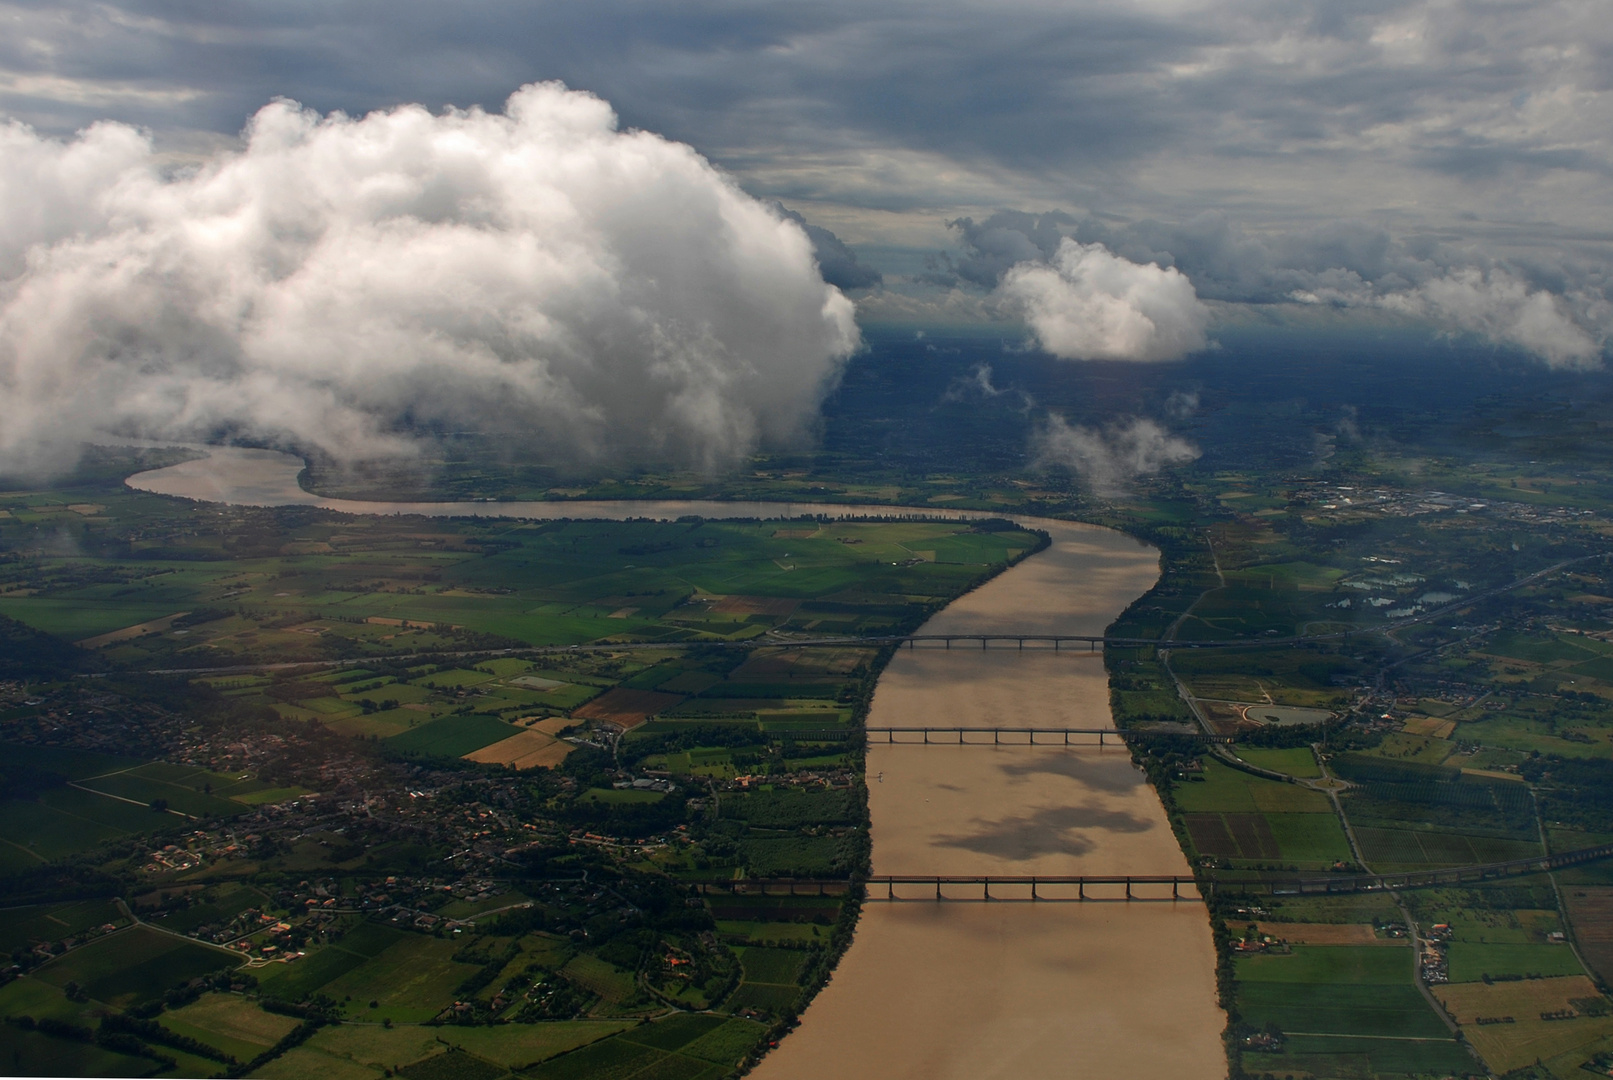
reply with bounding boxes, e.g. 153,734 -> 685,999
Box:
0,0 -> 1609,474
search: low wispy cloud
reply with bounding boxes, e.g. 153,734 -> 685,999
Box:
1375,268 -> 1603,370
0,83 -> 858,477
1032,414 -> 1200,494
995,239 -> 1211,362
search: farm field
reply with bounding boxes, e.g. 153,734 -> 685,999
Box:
163,991 -> 300,1062
320,935 -> 484,1023
1172,758 -> 1352,867
1446,942 -> 1585,983
1564,885 -> 1613,984
0,1023 -> 161,1078
1351,826 -> 1541,871
1235,746 -> 1322,778
30,926 -> 237,1009
1234,943 -> 1466,1073
1436,975 -> 1613,1074
0,898 -> 127,952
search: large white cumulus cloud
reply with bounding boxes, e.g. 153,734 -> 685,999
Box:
0,83 -> 859,476
995,239 -> 1210,362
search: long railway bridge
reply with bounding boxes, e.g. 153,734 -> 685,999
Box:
688,841 -> 1613,903
859,725 -> 1225,744
137,630 -> 1355,677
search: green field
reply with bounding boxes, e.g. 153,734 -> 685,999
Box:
434,1021 -> 637,1069
1265,813 -> 1354,864
256,923 -> 407,1001
1235,944 -> 1463,1067
1254,1032 -> 1476,1077
255,1046 -> 388,1080
1238,981 -> 1450,1038
737,946 -> 807,984
31,926 -> 237,1008
384,715 -> 521,758
1235,746 -> 1323,779
162,991 -> 302,1062
512,1010 -> 764,1080
319,935 -> 483,1022
0,597 -> 184,640
74,770 -> 246,818
1173,758 -> 1331,814
1446,942 -> 1586,982
0,975 -> 103,1025
0,1024 -> 161,1078
0,899 -> 127,952
560,953 -> 638,1006
1235,944 -> 1414,985
1353,826 -> 1541,869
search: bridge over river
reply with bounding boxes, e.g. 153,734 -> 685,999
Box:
685,841 -> 1613,903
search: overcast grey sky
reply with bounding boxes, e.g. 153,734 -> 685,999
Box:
2,0 -> 1610,357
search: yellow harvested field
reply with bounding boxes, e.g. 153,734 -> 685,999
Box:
711,595 -> 800,617
1463,767 -> 1527,783
1436,975 -> 1613,1073
1255,922 -> 1396,945
77,611 -> 191,648
463,729 -> 573,770
525,716 -> 577,736
1401,715 -> 1456,738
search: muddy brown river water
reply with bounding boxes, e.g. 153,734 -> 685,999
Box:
127,448 -> 1227,1079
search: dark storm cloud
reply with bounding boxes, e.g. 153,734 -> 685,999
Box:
6,0 -> 1605,192
775,206 -> 883,290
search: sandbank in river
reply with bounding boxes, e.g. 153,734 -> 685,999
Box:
127,448 -> 1227,1078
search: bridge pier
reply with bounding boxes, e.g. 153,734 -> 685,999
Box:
1031,877 -> 1038,901
1125,877 -> 1132,900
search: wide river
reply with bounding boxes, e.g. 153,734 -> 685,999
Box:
128,447 -> 1226,1078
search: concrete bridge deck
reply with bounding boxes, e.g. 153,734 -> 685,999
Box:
862,725 -> 1220,744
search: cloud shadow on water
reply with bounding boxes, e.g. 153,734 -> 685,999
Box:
996,752 -> 1145,795
933,803 -> 1154,860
